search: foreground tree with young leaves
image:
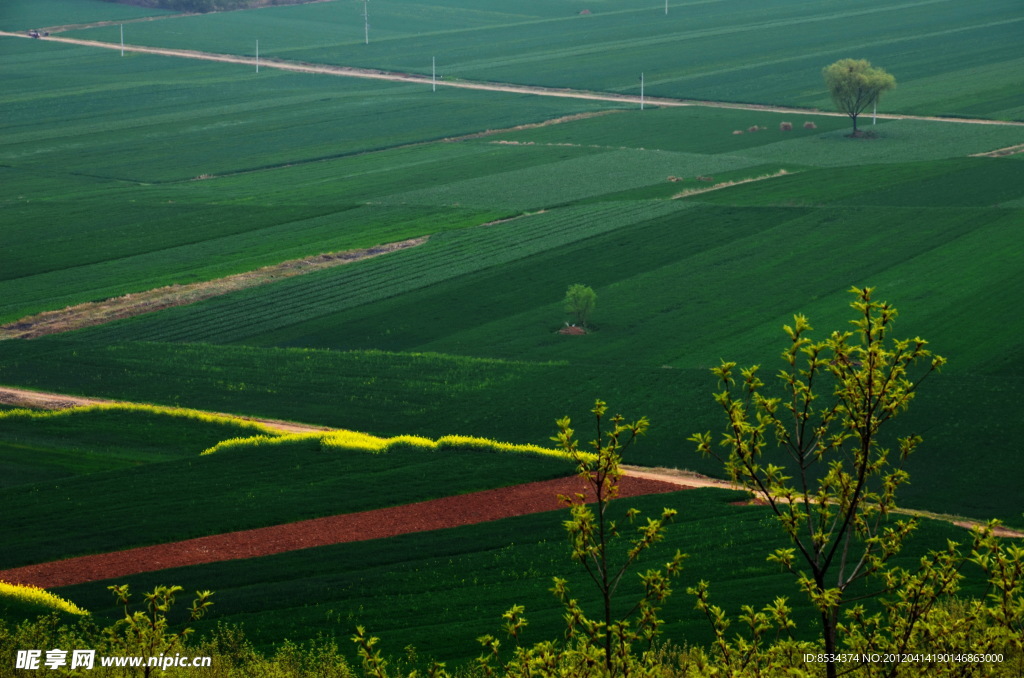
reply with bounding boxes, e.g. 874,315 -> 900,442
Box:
105,584 -> 213,678
690,287 -> 946,678
477,400 -> 685,677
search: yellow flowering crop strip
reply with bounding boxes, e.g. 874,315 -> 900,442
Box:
0,580 -> 88,616
201,434 -> 320,455
435,435 -> 588,462
376,434 -> 437,450
0,403 -> 284,435
202,429 -> 589,461
321,430 -> 392,452
1,402 -> 585,462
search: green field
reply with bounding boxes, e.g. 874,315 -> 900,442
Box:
52,490 -> 993,665
3,33 -> 1021,324
0,338 -> 1020,527
0,410 -> 576,569
0,37 -> 615,322
1,0 -> 1022,667
57,0 -> 1024,120
24,140 -> 1017,526
0,0 -> 171,31
0,405 -> 273,488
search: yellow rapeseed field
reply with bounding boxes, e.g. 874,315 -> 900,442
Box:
0,581 -> 88,616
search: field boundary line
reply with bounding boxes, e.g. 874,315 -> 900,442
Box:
671,169 -> 795,199
0,237 -> 427,341
971,142 -> 1024,158
622,465 -> 1024,539
441,110 -> 627,143
3,31 -> 1023,128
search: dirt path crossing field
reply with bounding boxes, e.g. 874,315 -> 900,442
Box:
2,30 -> 1022,127
1,385 -> 1021,543
0,237 -> 427,341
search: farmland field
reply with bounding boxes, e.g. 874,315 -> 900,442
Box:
52,490 -> 993,664
29,133 -> 1019,526
0,0 -> 171,31
0,409 -> 577,569
0,337 -> 1021,527
0,405 -> 274,487
54,0 -> 1024,120
1,0 -> 1022,670
0,37 -> 614,321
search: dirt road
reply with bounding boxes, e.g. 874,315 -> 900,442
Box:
3,30 -> 1022,127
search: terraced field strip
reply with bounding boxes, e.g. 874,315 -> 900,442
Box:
1,385 -> 1020,540
0,237 -> 427,341
0,386 -> 330,435
0,474 -> 684,589
76,202 -> 689,345
4,31 -> 1022,128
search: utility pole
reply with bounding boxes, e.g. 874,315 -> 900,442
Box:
256,40 -> 259,72
365,0 -> 370,45
120,24 -> 124,56
432,56 -> 436,92
640,72 -> 645,110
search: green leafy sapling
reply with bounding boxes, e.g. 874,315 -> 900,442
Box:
551,400 -> 685,672
105,584 -> 213,677
690,287 -> 945,678
476,401 -> 685,676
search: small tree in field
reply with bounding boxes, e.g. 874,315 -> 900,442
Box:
823,59 -> 895,135
564,284 -> 597,329
478,401 -> 685,676
690,287 -> 945,678
105,585 -> 213,677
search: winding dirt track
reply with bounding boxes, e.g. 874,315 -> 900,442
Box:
2,30 -> 1022,127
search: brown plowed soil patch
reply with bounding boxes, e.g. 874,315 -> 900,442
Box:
0,475 -> 688,589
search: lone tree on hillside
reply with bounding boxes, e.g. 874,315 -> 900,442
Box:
564,284 -> 597,329
823,59 -> 896,135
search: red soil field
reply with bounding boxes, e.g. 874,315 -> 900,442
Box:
0,475 -> 688,589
